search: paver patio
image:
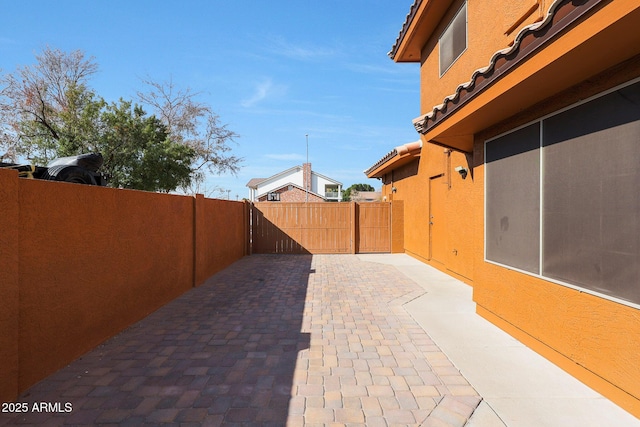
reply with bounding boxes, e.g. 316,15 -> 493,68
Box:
0,254 -> 481,426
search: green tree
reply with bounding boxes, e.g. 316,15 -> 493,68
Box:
342,183 -> 376,201
57,83 -> 105,158
97,100 -> 195,192
0,47 -> 240,192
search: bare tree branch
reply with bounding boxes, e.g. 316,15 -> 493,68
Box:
0,46 -> 98,161
137,77 -> 242,179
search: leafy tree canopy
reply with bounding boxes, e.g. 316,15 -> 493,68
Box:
0,46 -> 241,192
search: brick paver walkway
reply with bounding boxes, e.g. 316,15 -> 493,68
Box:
1,255 -> 480,426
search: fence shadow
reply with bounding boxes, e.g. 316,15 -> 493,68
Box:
252,207 -> 313,254
252,202 -> 393,255
4,255 -> 311,426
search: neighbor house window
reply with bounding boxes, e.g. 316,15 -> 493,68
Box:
325,185 -> 339,198
439,2 -> 467,76
267,192 -> 280,201
485,79 -> 640,306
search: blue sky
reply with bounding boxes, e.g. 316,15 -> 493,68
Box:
0,1 -> 420,199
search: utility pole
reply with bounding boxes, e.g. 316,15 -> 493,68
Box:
305,134 -> 309,203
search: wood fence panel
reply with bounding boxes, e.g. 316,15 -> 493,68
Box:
252,202 -> 353,254
252,203 -> 305,254
357,202 -> 391,253
252,202 -> 392,254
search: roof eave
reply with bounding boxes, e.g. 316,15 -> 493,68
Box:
312,171 -> 343,186
390,0 -> 457,63
365,141 -> 422,179
413,0 -> 640,152
256,182 -> 326,200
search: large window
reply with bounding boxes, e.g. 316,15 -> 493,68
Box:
486,79 -> 640,306
439,2 -> 467,76
485,123 -> 540,274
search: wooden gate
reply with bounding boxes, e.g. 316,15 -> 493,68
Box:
251,202 -> 392,254
357,202 -> 391,253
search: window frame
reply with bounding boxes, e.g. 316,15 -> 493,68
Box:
484,77 -> 640,310
439,1 -> 468,77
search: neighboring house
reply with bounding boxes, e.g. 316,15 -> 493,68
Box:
367,0 -> 640,417
350,191 -> 382,202
247,163 -> 342,202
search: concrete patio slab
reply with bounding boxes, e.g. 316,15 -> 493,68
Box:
360,253 -> 640,427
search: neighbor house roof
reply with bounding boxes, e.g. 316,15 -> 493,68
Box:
247,165 -> 342,189
255,182 -> 325,200
246,165 -> 302,189
365,141 -> 422,179
246,178 -> 266,189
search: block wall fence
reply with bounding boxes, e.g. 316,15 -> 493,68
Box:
0,169 -> 249,402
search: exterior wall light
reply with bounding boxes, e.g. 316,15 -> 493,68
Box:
392,186 -> 397,193
454,166 -> 468,179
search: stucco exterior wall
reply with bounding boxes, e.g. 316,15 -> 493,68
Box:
385,0 -> 640,416
470,55 -> 640,417
385,52 -> 640,419
194,195 -> 249,286
473,158 -> 640,416
0,169 -> 248,402
16,178 -> 194,395
419,0 -> 552,114
381,159 -> 427,261
0,170 -> 19,404
380,145 -> 475,282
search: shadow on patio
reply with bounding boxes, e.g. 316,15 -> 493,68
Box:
2,255 -> 311,426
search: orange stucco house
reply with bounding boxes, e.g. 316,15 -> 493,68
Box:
367,0 -> 640,417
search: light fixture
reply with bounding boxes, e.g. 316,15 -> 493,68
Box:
392,186 -> 397,193
454,166 -> 468,179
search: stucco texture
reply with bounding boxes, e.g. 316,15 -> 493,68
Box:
0,170 -> 19,402
473,161 -> 640,416
17,179 -> 195,393
0,169 -> 248,401
383,0 -> 640,416
419,0 -> 551,114
382,145 -> 475,283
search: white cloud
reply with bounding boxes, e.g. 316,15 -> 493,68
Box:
240,78 -> 288,108
347,62 -> 402,75
264,35 -> 338,61
241,79 -> 272,108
